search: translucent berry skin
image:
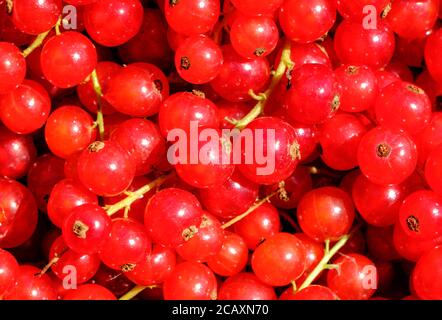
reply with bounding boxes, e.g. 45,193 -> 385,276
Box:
336,0 -> 390,20
412,246 -> 442,300
416,113 -> 442,167
0,179 -> 38,249
335,65 -> 379,113
159,91 -> 219,137
77,61 -> 121,115
0,42 -> 26,94
334,20 -> 395,69
280,285 -> 338,300
357,126 -> 417,185
63,284 -> 116,300
0,248 -> 19,296
12,0 -> 61,35
279,0 -> 336,43
294,233 -> 324,283
62,204 -> 112,254
49,236 -> 100,284
425,29 -> 442,84
218,273 -> 277,300
45,105 -> 97,159
77,141 -> 136,197
47,179 -> 98,228
230,0 -> 283,15
144,188 -> 203,248
41,32 -> 97,88
319,113 -> 367,171
206,232 -> 248,277
199,170 -> 259,219
375,82 -> 432,135
233,203 -> 281,250
327,254 -> 377,300
163,262 -> 217,300
252,233 -> 306,287
285,64 -> 339,125
3,265 -> 57,300
83,0 -> 143,47
130,62 -> 170,101
0,125 -> 36,180
352,173 -> 418,227
126,244 -> 176,286
210,45 -> 270,102
297,187 -> 355,242
176,214 -> 224,262
230,15 -> 279,59
104,65 -> 162,117
385,0 -> 439,40
164,0 -> 220,36
238,117 -> 300,185
425,144 -> 442,196
99,218 -> 150,271
0,80 -> 51,134
175,35 -> 223,84
398,190 -> 442,240
110,118 -> 165,176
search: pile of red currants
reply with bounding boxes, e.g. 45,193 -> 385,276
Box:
1,0 -> 442,301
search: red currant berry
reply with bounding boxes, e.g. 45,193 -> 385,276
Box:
12,0 -> 61,35
424,144 -> 442,196
425,28 -> 442,84
0,248 -> 19,296
218,273 -> 276,300
412,246 -> 442,300
0,42 -> 26,94
63,284 -> 116,300
336,0 -> 390,21
280,285 -> 338,300
230,0 -> 283,15
297,187 -> 355,242
415,112 -> 442,166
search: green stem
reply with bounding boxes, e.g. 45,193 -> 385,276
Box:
234,39 -> 293,130
90,69 -> 105,141
297,234 -> 351,292
119,286 -> 149,300
22,30 -> 51,58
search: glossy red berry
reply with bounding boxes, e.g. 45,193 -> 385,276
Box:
163,261 -> 217,300
62,203 -> 111,254
357,126 -> 417,185
144,188 -> 203,248
47,178 -> 98,228
0,42 -> 26,94
334,19 -> 395,69
45,105 -> 97,159
99,218 -> 150,272
12,0 -> 61,35
230,0 -> 283,15
425,28 -> 442,84
334,65 -> 379,113
83,0 -> 143,47
280,285 -> 338,300
210,45 -> 270,102
230,15 -> 279,59
412,246 -> 442,300
285,64 -> 339,125
238,117 -> 300,185
0,248 -> 19,296
77,140 -> 136,197
175,35 -> 223,84
0,80 -> 51,134
3,265 -> 57,300
0,125 -> 36,180
415,112 -> 442,166
206,232 -> 249,277
327,253 -> 377,300
375,82 -> 432,134
63,284 -> 116,300
0,179 -> 38,249
164,0 -> 220,36
336,0 -> 390,21
294,233 -> 324,283
41,32 -> 97,88
279,0 -> 336,43
425,144 -> 442,196
297,187 -> 355,242
218,273 -> 276,300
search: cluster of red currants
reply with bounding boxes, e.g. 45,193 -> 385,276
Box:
1,0 -> 442,301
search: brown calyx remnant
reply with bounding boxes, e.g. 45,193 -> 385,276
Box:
180,56 -> 191,70
254,48 -> 266,57
73,220 -> 89,239
290,141 -> 301,161
88,141 -> 105,153
182,225 -> 198,241
331,95 -> 340,112
169,0 -> 180,6
154,79 -> 163,93
381,2 -> 392,18
346,65 -> 359,75
278,181 -> 290,202
192,90 -> 205,98
376,143 -> 391,158
121,263 -> 136,272
407,215 -> 420,233
407,84 -> 424,95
